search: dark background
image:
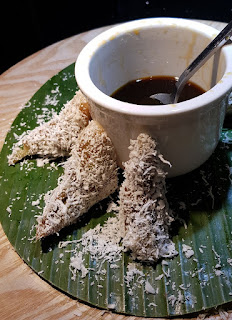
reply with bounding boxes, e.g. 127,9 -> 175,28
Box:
1,1 -> 232,75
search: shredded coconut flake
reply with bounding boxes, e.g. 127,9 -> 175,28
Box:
69,251 -> 89,279
182,244 -> 195,259
60,214 -> 123,279
145,280 -> 157,294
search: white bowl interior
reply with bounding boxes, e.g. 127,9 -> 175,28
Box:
89,24 -> 226,96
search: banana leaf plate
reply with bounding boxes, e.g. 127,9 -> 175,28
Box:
1,63 -> 232,317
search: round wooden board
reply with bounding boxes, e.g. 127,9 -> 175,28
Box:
1,20 -> 232,320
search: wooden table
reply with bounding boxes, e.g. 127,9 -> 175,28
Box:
0,20 -> 231,320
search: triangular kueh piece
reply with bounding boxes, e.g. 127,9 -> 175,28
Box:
36,120 -> 118,239
8,90 -> 91,165
119,133 -> 177,262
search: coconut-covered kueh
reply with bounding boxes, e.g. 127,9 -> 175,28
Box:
119,133 -> 177,262
36,121 -> 118,239
8,90 -> 91,165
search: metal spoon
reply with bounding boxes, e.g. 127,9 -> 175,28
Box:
150,20 -> 232,105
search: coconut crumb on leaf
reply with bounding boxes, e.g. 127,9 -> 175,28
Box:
8,90 -> 91,165
36,120 -> 118,239
119,133 -> 177,262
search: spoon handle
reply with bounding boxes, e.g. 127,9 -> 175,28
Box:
174,20 -> 232,103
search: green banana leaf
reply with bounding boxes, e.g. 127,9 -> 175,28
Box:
1,63 -> 232,317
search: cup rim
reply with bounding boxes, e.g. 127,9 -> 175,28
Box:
75,17 -> 232,117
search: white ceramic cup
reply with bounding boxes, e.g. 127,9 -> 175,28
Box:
75,18 -> 232,177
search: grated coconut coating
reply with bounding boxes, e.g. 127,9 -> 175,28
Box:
36,121 -> 118,239
8,90 -> 91,165
119,133 -> 177,262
